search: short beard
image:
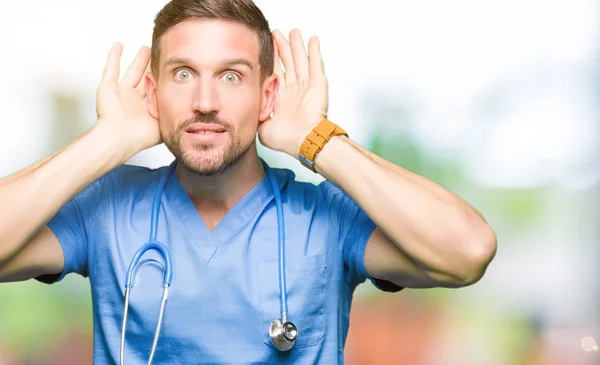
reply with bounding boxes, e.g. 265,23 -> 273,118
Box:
179,139 -> 254,177
165,113 -> 254,177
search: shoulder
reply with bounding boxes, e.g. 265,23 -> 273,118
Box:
270,166 -> 345,205
88,163 -> 168,201
106,164 -> 164,186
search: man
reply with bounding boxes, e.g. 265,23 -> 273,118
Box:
0,0 -> 497,363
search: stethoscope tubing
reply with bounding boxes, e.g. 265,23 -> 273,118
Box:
120,160 -> 292,364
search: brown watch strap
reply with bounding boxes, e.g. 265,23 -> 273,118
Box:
299,118 -> 348,171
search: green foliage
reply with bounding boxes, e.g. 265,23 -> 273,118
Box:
0,279 -> 92,357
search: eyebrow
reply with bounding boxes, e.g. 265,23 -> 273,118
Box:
163,57 -> 254,71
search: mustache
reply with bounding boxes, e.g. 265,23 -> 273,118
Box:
177,113 -> 232,132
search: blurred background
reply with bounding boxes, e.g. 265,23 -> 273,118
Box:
0,0 -> 599,364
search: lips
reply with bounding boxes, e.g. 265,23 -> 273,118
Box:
185,123 -> 227,134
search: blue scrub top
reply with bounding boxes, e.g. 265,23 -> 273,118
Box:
41,161 -> 401,364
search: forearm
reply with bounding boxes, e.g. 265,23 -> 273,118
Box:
328,137 -> 487,220
313,135 -> 494,276
0,124 -> 135,262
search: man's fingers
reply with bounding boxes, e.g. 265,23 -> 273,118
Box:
135,61 -> 151,96
272,40 -> 285,88
102,42 -> 123,85
272,30 -> 296,84
308,36 -> 325,77
122,46 -> 151,88
289,29 -> 309,81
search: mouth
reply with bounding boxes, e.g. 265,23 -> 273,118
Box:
185,123 -> 227,134
183,125 -> 227,144
187,130 -> 225,134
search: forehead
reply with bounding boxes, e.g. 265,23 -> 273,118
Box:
159,18 -> 260,69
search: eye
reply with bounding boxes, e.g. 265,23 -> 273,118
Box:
222,72 -> 240,83
175,69 -> 193,81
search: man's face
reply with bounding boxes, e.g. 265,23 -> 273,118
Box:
147,18 -> 275,176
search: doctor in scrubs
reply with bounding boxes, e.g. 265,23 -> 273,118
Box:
0,0 -> 497,363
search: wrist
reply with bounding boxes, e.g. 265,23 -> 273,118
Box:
296,118 -> 348,172
91,121 -> 143,163
313,135 -> 347,174
288,129 -> 312,159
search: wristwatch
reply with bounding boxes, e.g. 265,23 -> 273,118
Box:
298,118 -> 348,172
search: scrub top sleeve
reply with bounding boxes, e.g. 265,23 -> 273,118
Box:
344,209 -> 403,292
319,181 -> 403,293
37,175 -> 107,284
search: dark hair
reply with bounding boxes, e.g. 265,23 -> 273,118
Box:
151,0 -> 274,81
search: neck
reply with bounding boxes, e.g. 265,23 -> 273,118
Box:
175,149 -> 265,229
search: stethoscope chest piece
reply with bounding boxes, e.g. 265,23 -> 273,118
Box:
269,318 -> 298,351
120,160 -> 298,363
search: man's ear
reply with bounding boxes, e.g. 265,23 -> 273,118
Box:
258,73 -> 279,123
145,71 -> 159,120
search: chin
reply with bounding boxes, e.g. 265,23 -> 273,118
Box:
180,144 -> 253,177
179,150 -> 230,176
166,131 -> 255,176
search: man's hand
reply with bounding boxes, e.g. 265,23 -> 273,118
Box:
258,29 -> 328,158
94,42 -> 161,153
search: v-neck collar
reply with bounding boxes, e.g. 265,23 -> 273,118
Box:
163,161 -> 288,262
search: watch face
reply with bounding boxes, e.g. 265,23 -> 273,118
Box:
298,154 -> 314,169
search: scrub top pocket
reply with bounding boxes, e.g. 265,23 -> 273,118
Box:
257,254 -> 327,349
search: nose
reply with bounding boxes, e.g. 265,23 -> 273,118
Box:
191,78 -> 220,114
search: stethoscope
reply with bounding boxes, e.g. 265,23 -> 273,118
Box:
120,160 -> 298,365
